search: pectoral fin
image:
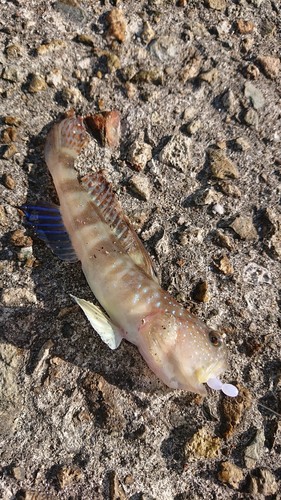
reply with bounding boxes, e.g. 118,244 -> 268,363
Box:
70,295 -> 123,350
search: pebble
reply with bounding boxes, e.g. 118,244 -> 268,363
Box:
192,187 -> 222,206
244,428 -> 265,468
1,127 -> 17,143
214,254 -> 234,275
149,36 -> 180,63
199,68 -> 219,85
11,229 -> 33,247
221,384 -> 252,438
129,173 -> 151,201
221,89 -> 238,114
235,137 -> 250,151
36,39 -> 66,55
107,8 -> 127,43
218,461 -> 244,489
0,205 -> 7,225
213,229 -> 234,251
236,19 -> 255,34
85,110 -> 121,149
185,119 -> 202,135
180,48 -> 202,82
205,0 -> 226,10
12,466 -> 26,480
56,465 -> 83,489
185,427 -> 222,460
248,468 -> 278,496
132,69 -> 164,86
3,116 -> 21,127
2,66 -> 22,83
208,149 -> 239,179
257,55 -> 280,79
245,63 -> 260,80
3,173 -> 16,189
61,86 -> 82,105
5,43 -> 24,58
127,140 -> 152,171
240,36 -> 254,54
230,215 -> 257,240
2,144 -> 17,159
46,68 -> 63,88
159,134 -> 191,172
218,181 -> 241,198
141,21 -> 155,45
28,73 -> 47,93
1,287 -> 37,306
109,471 -> 127,500
243,108 -> 259,128
260,208 -> 281,259
244,81 -> 265,110
54,0 -> 85,23
76,34 -> 95,46
193,281 -> 211,303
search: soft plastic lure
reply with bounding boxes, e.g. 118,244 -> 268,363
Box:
22,114 -> 238,397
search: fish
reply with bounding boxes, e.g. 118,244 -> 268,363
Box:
21,113 -> 238,397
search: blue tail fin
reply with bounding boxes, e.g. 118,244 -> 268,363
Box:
20,203 -> 77,262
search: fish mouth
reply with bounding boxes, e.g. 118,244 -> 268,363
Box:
195,359 -> 228,385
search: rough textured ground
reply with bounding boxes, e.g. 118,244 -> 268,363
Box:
0,0 -> 280,499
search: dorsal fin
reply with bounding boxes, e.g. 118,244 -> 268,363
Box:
80,172 -> 158,282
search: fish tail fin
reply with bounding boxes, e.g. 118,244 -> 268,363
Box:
45,114 -> 89,164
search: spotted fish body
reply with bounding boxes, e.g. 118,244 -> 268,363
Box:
25,114 -> 231,396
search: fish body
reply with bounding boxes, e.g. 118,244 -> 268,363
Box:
23,114 -> 232,396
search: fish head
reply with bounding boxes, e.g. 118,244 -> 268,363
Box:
138,311 -> 228,396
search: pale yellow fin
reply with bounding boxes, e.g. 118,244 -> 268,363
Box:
80,172 -> 158,282
71,295 -> 123,350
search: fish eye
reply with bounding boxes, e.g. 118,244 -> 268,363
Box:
209,330 -> 222,347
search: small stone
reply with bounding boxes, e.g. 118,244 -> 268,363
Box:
205,0 -> 226,10
105,52 -> 121,73
2,144 -> 17,159
180,48 -> 202,82
257,55 -> 280,79
61,86 -> 82,105
243,108 -> 259,128
46,68 -> 63,88
124,474 -> 134,486
234,137 -> 250,151
185,427 -> 222,460
124,82 -> 137,99
2,66 -> 22,82
221,384 -> 252,438
1,127 -> 17,143
3,173 -> 16,189
141,21 -> 155,44
221,89 -> 238,114
208,149 -> 239,179
107,8 -> 127,43
85,110 -> 121,149
149,36 -> 180,63
192,187 -> 222,206
230,215 -> 257,240
109,471 -> 127,500
244,82 -> 265,110
244,428 -> 265,468
185,119 -> 202,135
199,68 -> 219,85
6,44 -> 24,58
260,208 -> 281,259
12,466 -> 25,480
129,173 -> 151,201
218,181 -> 241,198
3,116 -> 21,127
11,229 -> 33,247
218,461 -> 244,489
193,281 -> 211,303
28,74 -> 47,93
213,230 -> 233,251
214,255 -> 234,276
236,19 -> 255,34
0,205 -> 7,225
159,134 -> 191,172
76,33 -> 95,46
1,287 -> 37,306
56,465 -> 82,489
240,37 -> 254,54
245,63 -> 260,80
132,69 -> 163,86
248,468 -> 278,496
54,0 -> 85,23
127,140 -> 152,171
37,39 -> 66,55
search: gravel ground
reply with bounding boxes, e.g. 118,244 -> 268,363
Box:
0,0 -> 280,499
